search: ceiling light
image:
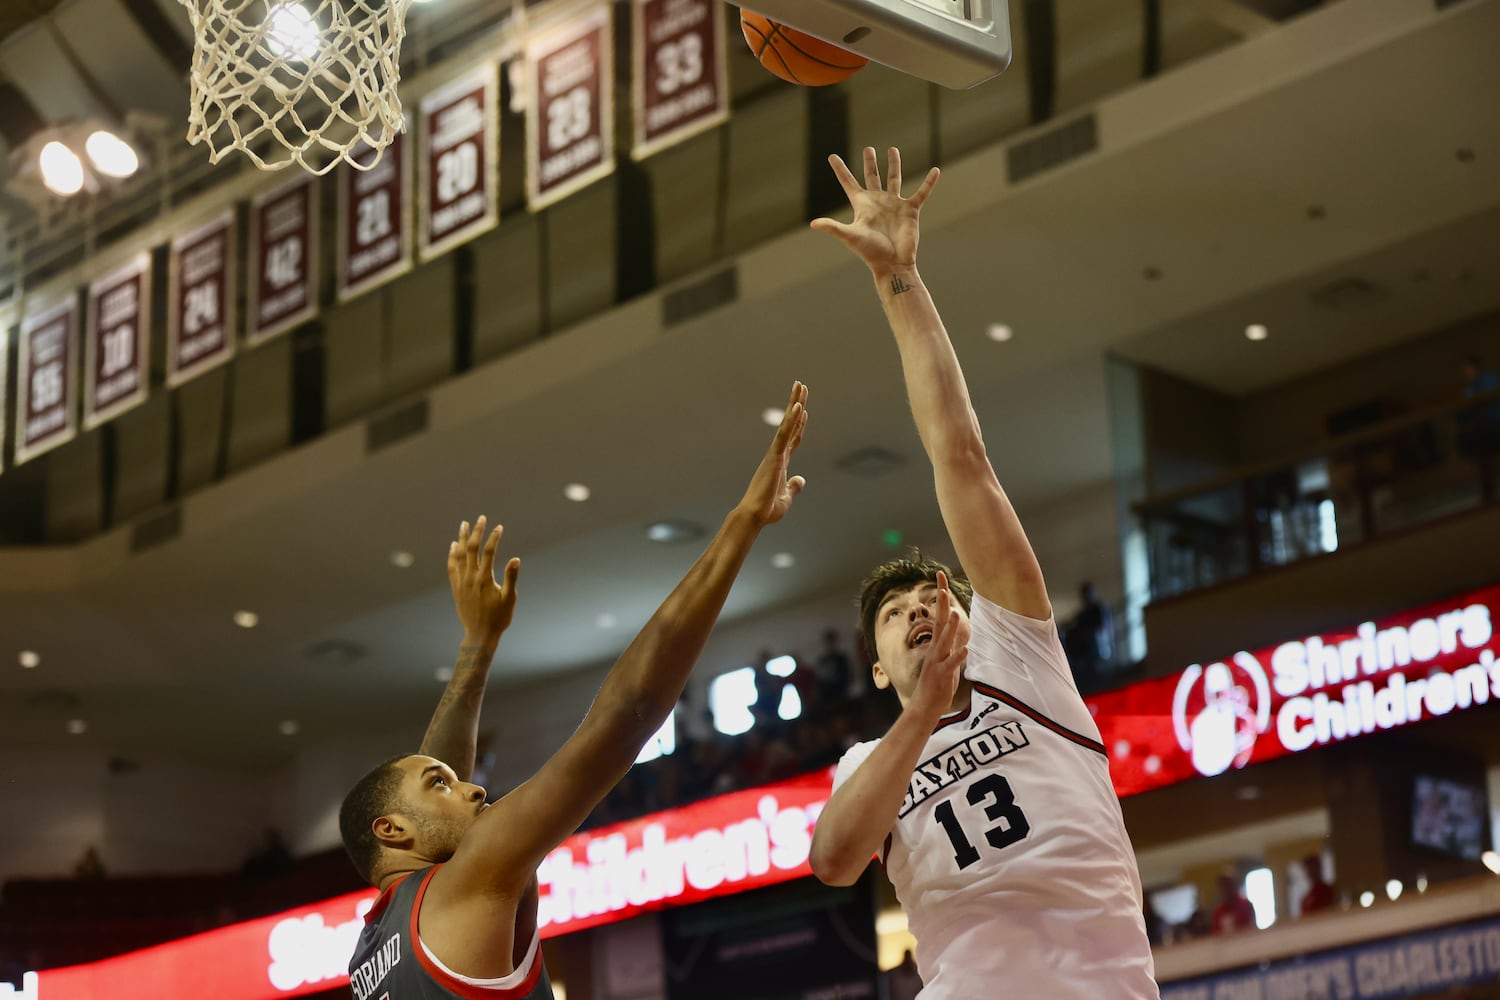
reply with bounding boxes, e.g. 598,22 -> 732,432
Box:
1245,324 -> 1269,342
39,141 -> 86,196
770,552 -> 795,569
434,665 -> 454,683
646,520 -> 704,544
1385,879 -> 1402,902
1416,875 -> 1428,893
84,130 -> 139,178
18,651 -> 40,669
278,720 -> 300,736
1358,891 -> 1374,908
1483,851 -> 1500,875
265,3 -> 320,60
564,483 -> 591,502
761,408 -> 783,427
66,719 -> 88,735
390,550 -> 415,568
233,610 -> 260,629
596,613 -> 617,629
986,323 -> 1013,342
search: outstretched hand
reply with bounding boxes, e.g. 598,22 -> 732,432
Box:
737,381 -> 809,527
912,572 -> 970,715
447,515 -> 521,648
811,146 -> 940,278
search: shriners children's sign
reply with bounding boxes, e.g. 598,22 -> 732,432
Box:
1091,583 -> 1500,795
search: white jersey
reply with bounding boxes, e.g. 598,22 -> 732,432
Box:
834,592 -> 1158,999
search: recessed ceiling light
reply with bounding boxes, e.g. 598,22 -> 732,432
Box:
761,408 -> 784,427
986,323 -> 1013,342
564,483 -> 592,502
1456,148 -> 1475,163
390,550 -> 415,568
1142,266 -> 1162,281
19,650 -> 40,669
233,610 -> 260,629
1245,324 -> 1269,342
1359,891 -> 1374,908
770,552 -> 795,569
66,719 -> 87,735
645,520 -> 704,544
434,665 -> 454,683
596,613 -> 617,630
278,720 -> 300,736
1483,850 -> 1500,875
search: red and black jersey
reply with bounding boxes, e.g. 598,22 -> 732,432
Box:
348,866 -> 553,1000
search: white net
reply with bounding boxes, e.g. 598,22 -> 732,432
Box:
177,0 -> 415,174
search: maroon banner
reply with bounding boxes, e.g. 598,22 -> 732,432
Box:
167,213 -> 237,387
337,123 -> 413,301
15,298 -> 79,465
419,63 -> 499,260
248,178 -> 319,345
631,0 -> 728,160
527,4 -> 614,210
83,254 -> 151,430
1088,583 -> 1500,797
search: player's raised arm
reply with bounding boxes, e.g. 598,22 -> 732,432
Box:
812,147 -> 1049,620
417,517 -> 522,781
438,382 -> 809,897
810,574 -> 969,886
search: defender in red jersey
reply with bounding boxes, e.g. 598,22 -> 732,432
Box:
343,383 -> 810,998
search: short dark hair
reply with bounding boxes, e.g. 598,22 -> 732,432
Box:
339,754 -> 411,884
857,551 -> 973,663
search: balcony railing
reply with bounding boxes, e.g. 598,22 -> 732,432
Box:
1136,388 -> 1500,601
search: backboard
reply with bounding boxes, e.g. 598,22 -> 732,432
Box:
739,0 -> 1011,90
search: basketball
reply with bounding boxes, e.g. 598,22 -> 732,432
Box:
740,11 -> 869,87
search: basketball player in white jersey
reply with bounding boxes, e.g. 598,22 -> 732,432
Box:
340,383 -> 809,1000
807,148 -> 1159,998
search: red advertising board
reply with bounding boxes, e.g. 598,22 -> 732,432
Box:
418,63 -> 499,260
631,0 -> 729,160
83,254 -> 151,429
526,3 -> 615,210
337,123 -> 413,301
14,297 -> 79,465
167,212 -> 237,387
1088,583 -> 1500,796
248,178 -> 319,345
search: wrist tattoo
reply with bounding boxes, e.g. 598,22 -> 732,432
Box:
889,274 -> 913,296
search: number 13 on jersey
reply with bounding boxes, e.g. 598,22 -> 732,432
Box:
933,775 -> 1030,870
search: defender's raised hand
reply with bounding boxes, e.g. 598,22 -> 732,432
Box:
811,146 -> 940,278
447,516 -> 521,648
737,381 -> 809,527
912,572 -> 970,716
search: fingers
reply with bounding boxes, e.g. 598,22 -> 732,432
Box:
910,166 -> 940,208
482,523 -> 502,578
886,146 -> 901,195
787,475 -> 806,496
827,154 -> 862,200
809,217 -> 857,246
502,556 -> 521,593
862,146 -> 880,191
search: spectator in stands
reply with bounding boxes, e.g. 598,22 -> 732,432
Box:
1459,355 -> 1500,458
886,949 -> 923,1000
242,827 -> 293,878
753,649 -> 785,722
1211,872 -> 1256,934
813,628 -> 853,702
73,845 -> 105,880
1062,582 -> 1113,685
1298,854 -> 1335,916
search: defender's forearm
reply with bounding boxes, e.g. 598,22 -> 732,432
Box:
419,638 -> 498,781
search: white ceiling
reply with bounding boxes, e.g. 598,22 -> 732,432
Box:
2,0 -> 1498,769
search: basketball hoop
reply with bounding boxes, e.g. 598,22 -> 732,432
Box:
177,0 -> 415,174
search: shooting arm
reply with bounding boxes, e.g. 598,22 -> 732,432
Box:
419,639 -> 497,783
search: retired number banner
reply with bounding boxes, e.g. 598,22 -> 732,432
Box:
15,298 -> 79,465
167,213 -> 237,387
631,0 -> 728,160
338,123 -> 413,300
526,3 -> 615,211
83,254 -> 151,430
419,63 -> 499,260
248,178 -> 319,345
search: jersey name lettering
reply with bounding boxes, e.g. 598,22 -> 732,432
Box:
899,721 -> 1029,817
350,933 -> 402,1000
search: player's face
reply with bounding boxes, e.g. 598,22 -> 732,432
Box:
395,756 -> 488,861
870,582 -> 967,702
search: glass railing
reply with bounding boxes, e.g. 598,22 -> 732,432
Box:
1136,388 -> 1500,601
